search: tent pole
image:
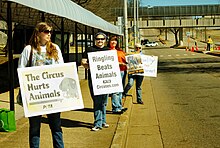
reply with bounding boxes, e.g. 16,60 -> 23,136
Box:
84,25 -> 88,79
61,18 -> 64,55
7,1 -> 15,111
75,22 -> 78,71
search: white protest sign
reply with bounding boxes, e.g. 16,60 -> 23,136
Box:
140,55 -> 158,77
88,50 -> 123,95
17,62 -> 84,117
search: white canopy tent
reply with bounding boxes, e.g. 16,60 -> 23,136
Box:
1,0 -> 122,35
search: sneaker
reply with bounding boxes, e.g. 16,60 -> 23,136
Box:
137,101 -> 144,104
112,110 -> 123,114
91,126 -> 101,131
102,123 -> 109,128
121,108 -> 128,112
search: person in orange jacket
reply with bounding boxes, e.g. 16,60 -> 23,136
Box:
107,35 -> 127,114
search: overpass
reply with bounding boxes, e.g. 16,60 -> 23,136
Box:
108,5 -> 220,28
137,17 -> 220,29
108,4 -> 220,46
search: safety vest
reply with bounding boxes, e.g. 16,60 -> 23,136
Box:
208,38 -> 213,44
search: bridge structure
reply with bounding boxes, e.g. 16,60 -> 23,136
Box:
109,5 -> 220,27
106,4 -> 220,46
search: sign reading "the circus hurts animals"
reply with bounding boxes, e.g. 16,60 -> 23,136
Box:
17,62 -> 84,117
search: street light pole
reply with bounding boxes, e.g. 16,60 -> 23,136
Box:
137,0 -> 139,43
133,0 -> 136,47
124,0 -> 129,52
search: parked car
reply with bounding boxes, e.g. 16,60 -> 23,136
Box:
141,39 -> 149,45
145,41 -> 158,47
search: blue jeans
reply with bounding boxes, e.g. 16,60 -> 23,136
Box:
111,71 -> 127,112
124,74 -> 144,102
88,80 -> 108,128
29,113 -> 64,148
111,92 -> 122,112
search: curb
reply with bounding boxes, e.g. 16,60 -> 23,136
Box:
110,88 -> 134,148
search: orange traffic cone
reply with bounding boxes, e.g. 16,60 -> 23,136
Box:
191,47 -> 194,52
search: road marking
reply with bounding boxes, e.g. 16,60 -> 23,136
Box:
158,53 -> 198,57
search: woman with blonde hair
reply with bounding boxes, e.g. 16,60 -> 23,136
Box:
18,22 -> 64,148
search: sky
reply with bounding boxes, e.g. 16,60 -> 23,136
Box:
141,0 -> 220,7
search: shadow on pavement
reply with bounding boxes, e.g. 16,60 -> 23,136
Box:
77,107 -> 114,114
41,117 -> 93,129
159,57 -> 220,74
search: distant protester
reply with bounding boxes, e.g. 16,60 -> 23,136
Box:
123,43 -> 144,104
81,32 -> 110,131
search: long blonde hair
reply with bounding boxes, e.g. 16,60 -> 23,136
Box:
29,22 -> 59,61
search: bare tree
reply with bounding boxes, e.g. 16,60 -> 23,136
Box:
169,28 -> 179,47
71,0 -> 91,6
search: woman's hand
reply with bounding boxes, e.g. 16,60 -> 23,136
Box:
81,58 -> 90,69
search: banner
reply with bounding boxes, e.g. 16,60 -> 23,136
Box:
140,55 -> 158,77
17,62 -> 84,117
88,50 -> 123,95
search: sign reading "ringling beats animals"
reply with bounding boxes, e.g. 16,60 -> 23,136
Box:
88,50 -> 123,95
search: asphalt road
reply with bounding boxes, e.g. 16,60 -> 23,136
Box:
142,47 -> 220,148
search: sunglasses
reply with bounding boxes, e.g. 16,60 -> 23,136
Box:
42,30 -> 53,34
95,38 -> 105,40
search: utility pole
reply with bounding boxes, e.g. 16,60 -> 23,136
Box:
124,0 -> 129,52
137,0 -> 139,43
133,0 -> 137,47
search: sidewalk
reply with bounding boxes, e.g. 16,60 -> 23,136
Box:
0,65 -> 135,148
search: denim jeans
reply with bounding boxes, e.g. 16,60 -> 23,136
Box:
111,71 -> 127,112
111,92 -> 122,112
124,74 -> 144,102
29,113 -> 64,148
88,79 -> 108,128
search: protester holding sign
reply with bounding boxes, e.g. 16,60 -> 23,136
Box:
123,43 -> 144,104
18,22 -> 64,148
107,35 -> 127,114
81,32 -> 110,131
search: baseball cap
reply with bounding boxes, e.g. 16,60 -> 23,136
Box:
135,43 -> 142,48
95,32 -> 107,39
